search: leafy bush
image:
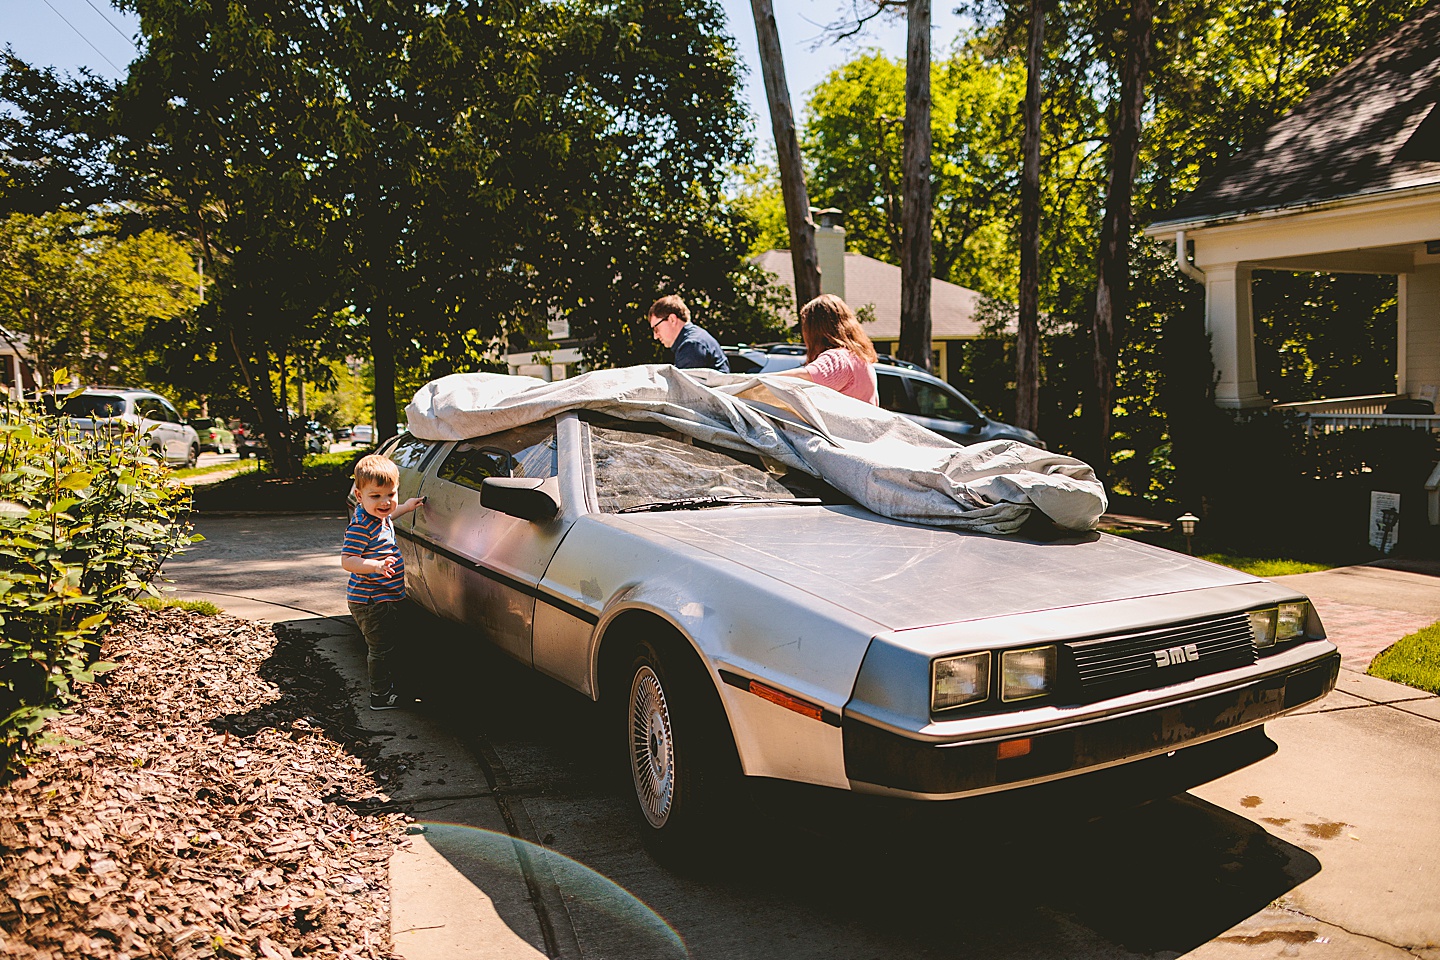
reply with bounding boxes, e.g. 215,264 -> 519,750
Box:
0,396 -> 196,779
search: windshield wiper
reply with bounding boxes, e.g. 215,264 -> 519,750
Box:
617,495 -> 823,514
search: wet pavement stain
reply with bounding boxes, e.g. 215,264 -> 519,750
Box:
1302,820 -> 1347,840
1240,795 -> 1263,808
1262,817 -> 1292,827
1218,930 -> 1320,946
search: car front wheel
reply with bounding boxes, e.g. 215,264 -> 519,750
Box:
185,444 -> 199,469
624,637 -> 738,860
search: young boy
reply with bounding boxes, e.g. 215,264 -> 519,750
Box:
342,454 -> 425,710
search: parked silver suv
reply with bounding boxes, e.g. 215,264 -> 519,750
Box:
55,387 -> 201,467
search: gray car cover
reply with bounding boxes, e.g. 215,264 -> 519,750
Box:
405,365 -> 1107,533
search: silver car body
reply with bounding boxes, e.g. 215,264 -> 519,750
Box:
381,409 -> 1340,802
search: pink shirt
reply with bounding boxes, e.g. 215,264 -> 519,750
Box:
805,348 -> 878,404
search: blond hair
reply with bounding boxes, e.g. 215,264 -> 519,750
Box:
799,294 -> 877,364
353,453 -> 399,490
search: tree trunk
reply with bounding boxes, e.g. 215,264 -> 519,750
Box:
372,303 -> 398,444
1090,0 -> 1153,478
232,326 -> 301,478
898,0 -> 933,373
750,0 -> 821,314
1016,0 -> 1044,432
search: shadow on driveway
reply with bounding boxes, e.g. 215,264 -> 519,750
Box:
400,621 -> 1322,959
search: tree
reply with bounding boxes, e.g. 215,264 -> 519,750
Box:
750,0 -> 821,312
115,0 -> 783,466
897,0 -> 934,372
804,49 -> 1025,298
0,55 -> 118,215
1015,0 -> 1045,432
0,210 -> 199,390
1088,0 -> 1153,475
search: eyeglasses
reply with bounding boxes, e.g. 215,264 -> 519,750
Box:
649,315 -> 670,335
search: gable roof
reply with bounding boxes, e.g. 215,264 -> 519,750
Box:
1158,0 -> 1440,227
752,250 -> 991,341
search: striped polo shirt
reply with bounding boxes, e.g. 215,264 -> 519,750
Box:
342,504 -> 406,604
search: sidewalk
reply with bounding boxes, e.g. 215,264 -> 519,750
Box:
1274,560 -> 1440,672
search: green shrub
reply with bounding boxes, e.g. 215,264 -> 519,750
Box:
0,396 -> 196,779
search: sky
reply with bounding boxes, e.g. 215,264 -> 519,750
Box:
2,0 -> 971,139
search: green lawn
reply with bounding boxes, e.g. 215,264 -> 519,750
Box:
173,459 -> 260,481
1196,553 -> 1332,577
1368,622 -> 1440,695
1110,529 -> 1338,576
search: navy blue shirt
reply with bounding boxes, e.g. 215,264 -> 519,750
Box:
671,323 -> 730,373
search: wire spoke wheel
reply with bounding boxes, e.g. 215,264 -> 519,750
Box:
629,665 -> 675,828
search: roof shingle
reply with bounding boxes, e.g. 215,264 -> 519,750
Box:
1160,1 -> 1440,226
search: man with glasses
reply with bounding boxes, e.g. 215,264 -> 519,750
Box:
647,295 -> 729,373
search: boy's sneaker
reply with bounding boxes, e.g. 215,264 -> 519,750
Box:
370,689 -> 405,711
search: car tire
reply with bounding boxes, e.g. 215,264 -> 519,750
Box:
623,636 -> 739,861
185,444 -> 199,468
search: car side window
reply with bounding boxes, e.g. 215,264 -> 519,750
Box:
877,374 -> 917,414
437,420 -> 557,493
133,398 -> 161,421
389,434 -> 436,470
727,354 -> 764,374
912,382 -> 984,423
157,398 -> 182,423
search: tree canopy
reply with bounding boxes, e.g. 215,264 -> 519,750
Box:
0,210 -> 200,389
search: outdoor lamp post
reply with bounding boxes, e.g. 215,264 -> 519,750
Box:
1176,512 -> 1200,555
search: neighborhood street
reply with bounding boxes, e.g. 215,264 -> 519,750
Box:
161,513 -> 1440,960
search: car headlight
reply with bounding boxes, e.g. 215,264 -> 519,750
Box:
1251,602 -> 1312,650
1277,601 -> 1309,641
1249,608 -> 1278,648
1001,646 -> 1057,702
932,652 -> 990,712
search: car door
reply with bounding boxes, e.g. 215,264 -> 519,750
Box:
382,433 -> 447,612
156,397 -> 190,458
406,419 -> 564,665
133,397 -> 178,459
903,376 -> 989,444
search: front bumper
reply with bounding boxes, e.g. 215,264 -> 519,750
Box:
844,645 -> 1340,799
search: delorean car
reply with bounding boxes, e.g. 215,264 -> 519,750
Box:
375,389 -> 1339,852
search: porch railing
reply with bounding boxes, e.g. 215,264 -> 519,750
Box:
1273,394 -> 1440,435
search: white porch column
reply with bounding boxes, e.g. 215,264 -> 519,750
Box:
1204,263 -> 1266,409
1399,264 -> 1440,399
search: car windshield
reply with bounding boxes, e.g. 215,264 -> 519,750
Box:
584,415 -> 845,513
60,395 -> 125,418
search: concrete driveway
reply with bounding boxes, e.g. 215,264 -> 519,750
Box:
162,514 -> 1440,960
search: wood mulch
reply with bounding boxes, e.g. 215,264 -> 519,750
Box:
0,607 -> 412,960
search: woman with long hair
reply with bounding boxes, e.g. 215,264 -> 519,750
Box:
776,294 -> 879,404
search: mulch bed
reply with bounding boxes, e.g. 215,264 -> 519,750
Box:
0,608 -> 412,959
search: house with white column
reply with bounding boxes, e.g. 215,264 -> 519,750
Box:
1145,1 -> 1440,431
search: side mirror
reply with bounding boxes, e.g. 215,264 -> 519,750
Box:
481,476 -> 561,523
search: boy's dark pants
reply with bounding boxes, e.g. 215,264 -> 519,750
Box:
349,598 -> 404,695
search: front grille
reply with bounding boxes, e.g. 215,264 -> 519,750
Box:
1063,613 -> 1256,701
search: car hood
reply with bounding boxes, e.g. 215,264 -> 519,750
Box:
612,505 -> 1259,631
